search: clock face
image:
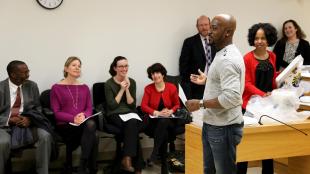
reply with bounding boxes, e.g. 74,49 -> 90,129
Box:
37,0 -> 63,10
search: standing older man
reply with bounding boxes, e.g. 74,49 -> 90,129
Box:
0,60 -> 52,174
179,15 -> 216,100
186,14 -> 245,174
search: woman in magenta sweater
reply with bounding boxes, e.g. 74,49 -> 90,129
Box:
50,56 -> 98,174
237,23 -> 278,174
141,63 -> 180,174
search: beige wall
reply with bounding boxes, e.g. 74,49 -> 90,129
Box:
1,0 -> 310,149
1,0 -> 310,102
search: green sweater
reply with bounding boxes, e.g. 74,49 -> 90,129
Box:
104,77 -> 136,116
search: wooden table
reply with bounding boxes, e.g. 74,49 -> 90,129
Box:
185,120 -> 310,174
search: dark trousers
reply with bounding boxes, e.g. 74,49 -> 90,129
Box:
146,118 -> 176,161
237,159 -> 273,174
107,114 -> 144,170
57,119 -> 98,170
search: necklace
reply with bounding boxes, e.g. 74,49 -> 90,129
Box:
66,85 -> 79,109
254,51 -> 269,60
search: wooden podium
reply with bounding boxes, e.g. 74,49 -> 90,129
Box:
185,120 -> 310,174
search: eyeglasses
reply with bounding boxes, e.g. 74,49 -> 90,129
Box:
117,65 -> 129,68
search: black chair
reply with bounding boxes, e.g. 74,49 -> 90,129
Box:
92,82 -> 124,173
92,82 -> 123,158
165,75 -> 187,151
40,89 -> 75,173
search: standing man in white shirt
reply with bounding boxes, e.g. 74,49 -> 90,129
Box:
186,14 -> 245,174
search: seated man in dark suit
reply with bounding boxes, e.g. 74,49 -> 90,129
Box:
179,15 -> 216,100
0,60 -> 52,174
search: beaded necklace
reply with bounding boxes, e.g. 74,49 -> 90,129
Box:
66,85 -> 79,109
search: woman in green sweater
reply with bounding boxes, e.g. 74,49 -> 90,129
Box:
104,56 -> 143,174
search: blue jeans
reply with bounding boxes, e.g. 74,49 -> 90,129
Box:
202,122 -> 243,174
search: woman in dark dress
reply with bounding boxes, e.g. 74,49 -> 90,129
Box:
274,19 -> 310,70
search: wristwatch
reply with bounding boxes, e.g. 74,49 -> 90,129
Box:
200,100 -> 206,109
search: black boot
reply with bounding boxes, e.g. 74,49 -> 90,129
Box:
161,158 -> 169,174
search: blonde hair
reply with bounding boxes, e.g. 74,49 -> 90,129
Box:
63,56 -> 82,77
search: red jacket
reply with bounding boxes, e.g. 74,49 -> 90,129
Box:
242,50 -> 278,109
141,82 -> 180,115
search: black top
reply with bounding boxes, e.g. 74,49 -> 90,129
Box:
157,96 -> 165,111
274,38 -> 310,70
255,59 -> 274,92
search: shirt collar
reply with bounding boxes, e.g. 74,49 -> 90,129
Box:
9,79 -> 22,93
200,35 -> 209,43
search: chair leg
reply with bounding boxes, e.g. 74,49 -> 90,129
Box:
5,157 -> 12,174
169,141 -> 176,152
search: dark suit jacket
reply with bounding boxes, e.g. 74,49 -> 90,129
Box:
179,33 -> 216,99
274,38 -> 310,70
0,78 -> 41,126
0,78 -> 58,160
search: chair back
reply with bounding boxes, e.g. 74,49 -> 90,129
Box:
165,75 -> 181,90
40,89 -> 57,127
92,82 -> 121,134
92,82 -> 107,111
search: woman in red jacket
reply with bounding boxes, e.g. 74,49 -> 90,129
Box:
238,23 -> 278,174
141,63 -> 180,174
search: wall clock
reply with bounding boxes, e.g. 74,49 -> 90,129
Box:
36,0 -> 63,10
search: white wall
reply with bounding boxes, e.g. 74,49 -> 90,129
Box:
1,0 -> 310,103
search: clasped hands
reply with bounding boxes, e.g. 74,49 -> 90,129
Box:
74,112 -> 86,124
153,108 -> 173,117
9,115 -> 31,127
120,77 -> 131,90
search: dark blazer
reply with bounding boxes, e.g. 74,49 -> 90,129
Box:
274,38 -> 310,70
179,33 -> 216,99
0,78 -> 41,126
0,78 -> 58,160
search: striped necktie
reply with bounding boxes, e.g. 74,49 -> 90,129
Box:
204,38 -> 212,74
11,87 -> 21,118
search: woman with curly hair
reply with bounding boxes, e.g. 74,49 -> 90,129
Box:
237,23 -> 278,174
274,19 -> 310,70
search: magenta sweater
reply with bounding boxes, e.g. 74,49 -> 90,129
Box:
50,84 -> 92,125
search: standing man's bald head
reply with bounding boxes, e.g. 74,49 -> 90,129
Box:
209,14 -> 237,51
196,15 -> 211,37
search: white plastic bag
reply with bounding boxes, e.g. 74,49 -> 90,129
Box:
245,88 -> 310,124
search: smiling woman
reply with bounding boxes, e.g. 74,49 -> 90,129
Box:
237,23 -> 278,174
274,19 -> 310,70
50,56 -> 99,173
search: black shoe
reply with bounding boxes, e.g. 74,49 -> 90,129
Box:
61,164 -> 73,174
146,158 -> 155,167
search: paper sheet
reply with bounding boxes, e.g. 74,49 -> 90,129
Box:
149,114 -> 176,118
69,112 -> 101,126
119,113 -> 142,122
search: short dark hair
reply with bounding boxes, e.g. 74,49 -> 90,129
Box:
282,19 -> 306,40
7,60 -> 26,77
109,56 -> 127,76
247,23 -> 278,47
147,63 -> 167,80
